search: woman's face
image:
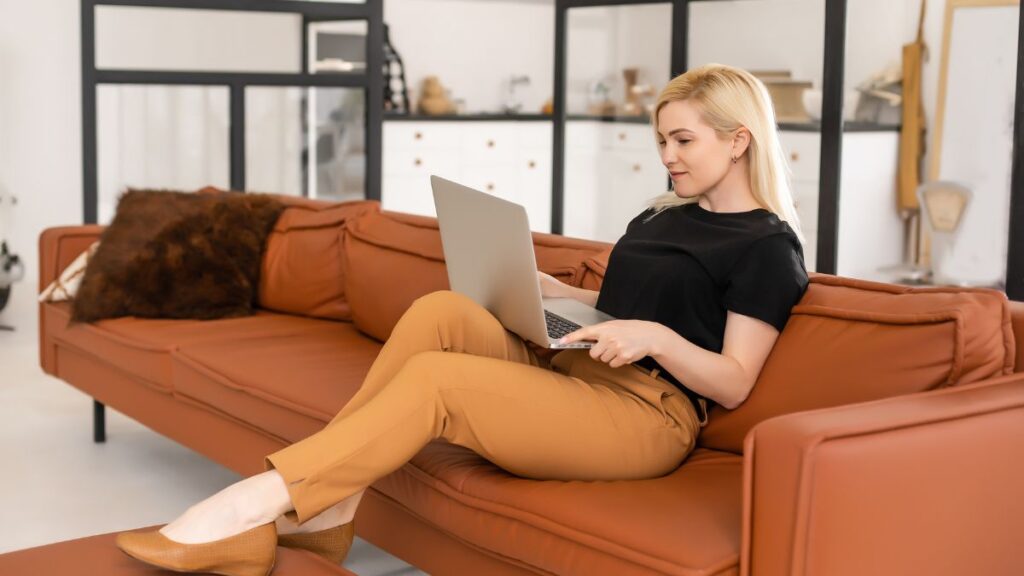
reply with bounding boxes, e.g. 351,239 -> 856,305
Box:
656,99 -> 739,199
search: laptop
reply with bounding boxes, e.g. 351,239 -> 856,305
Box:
430,175 -> 616,349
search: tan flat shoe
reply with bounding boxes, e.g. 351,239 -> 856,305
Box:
115,521 -> 277,576
277,520 -> 355,565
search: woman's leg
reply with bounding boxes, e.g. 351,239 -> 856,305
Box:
276,289 -> 546,531
266,350 -> 698,526
161,290 -> 544,542
333,289 -> 544,422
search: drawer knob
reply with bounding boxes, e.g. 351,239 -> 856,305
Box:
486,183 -> 495,191
414,131 -> 423,140
528,160 -> 536,169
487,139 -> 496,148
618,133 -> 627,141
414,158 -> 422,166
790,151 -> 799,162
632,163 -> 642,172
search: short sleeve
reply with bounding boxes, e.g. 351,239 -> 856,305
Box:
722,233 -> 809,332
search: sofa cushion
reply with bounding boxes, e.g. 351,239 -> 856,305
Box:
342,210 -> 610,342
699,274 -> 1016,453
71,189 -> 285,323
578,247 -> 613,291
43,301 -> 332,393
373,442 -> 743,576
258,197 -> 380,321
172,316 -> 381,443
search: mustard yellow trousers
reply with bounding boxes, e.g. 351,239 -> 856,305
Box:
264,290 -> 700,525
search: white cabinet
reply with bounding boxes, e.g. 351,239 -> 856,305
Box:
779,130 -> 902,278
563,120 -> 666,243
382,121 -> 553,233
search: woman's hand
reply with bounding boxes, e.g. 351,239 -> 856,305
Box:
524,340 -> 561,364
537,271 -> 574,299
559,320 -> 669,368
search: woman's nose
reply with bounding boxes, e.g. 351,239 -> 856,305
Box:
661,147 -> 675,166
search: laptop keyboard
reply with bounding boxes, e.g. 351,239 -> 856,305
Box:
545,310 -> 582,340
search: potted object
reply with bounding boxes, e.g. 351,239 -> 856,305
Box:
0,240 -> 24,330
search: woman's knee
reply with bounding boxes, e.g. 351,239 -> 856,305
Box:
406,290 -> 481,324
390,351 -> 450,391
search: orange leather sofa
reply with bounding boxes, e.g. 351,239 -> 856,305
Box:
38,194 -> 1024,576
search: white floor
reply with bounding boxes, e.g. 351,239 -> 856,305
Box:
0,325 -> 427,575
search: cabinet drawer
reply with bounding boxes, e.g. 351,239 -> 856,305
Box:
566,121 -> 603,152
514,122 -> 553,149
384,121 -> 464,150
779,131 -> 821,181
791,179 -> 819,234
612,150 -> 667,219
383,146 -> 462,180
606,123 -> 657,153
461,124 -> 521,167
517,149 -> 552,233
460,165 -> 518,201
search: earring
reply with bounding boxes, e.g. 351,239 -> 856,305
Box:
731,156 -> 737,164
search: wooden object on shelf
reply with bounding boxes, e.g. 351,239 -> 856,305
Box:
763,79 -> 814,123
752,70 -> 812,123
418,76 -> 456,116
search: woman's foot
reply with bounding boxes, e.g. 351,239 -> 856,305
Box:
158,471 -> 293,545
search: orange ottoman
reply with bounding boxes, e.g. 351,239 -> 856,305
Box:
0,525 -> 358,575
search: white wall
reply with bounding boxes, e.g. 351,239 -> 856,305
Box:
0,0 -> 82,336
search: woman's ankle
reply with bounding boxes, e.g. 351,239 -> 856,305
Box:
276,501 -> 354,535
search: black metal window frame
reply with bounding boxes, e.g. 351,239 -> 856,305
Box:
553,0 -> 1024,301
80,0 -> 384,224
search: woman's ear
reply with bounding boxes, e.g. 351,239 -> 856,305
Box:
732,127 -> 751,159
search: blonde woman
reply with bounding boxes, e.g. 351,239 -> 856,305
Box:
115,63 -> 808,576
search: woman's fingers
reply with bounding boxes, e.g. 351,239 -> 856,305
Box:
560,322 -> 603,344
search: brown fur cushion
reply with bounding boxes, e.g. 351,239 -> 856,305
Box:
70,189 -> 285,323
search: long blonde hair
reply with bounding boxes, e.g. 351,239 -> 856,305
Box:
646,63 -> 804,245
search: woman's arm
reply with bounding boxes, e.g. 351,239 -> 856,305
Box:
650,311 -> 780,410
537,271 -> 599,307
567,286 -> 599,307
559,311 -> 781,410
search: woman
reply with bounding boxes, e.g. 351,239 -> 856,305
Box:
115,63 -> 808,576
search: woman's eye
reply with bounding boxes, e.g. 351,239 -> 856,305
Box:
677,139 -> 691,145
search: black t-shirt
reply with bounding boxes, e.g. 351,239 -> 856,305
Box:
595,202 -> 809,407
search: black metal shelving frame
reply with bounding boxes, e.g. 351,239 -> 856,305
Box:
553,0 -> 1023,301
80,0 -> 384,224
79,0 -> 384,442
77,1 -> 1024,291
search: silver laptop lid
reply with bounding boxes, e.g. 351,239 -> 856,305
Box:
430,175 -> 551,346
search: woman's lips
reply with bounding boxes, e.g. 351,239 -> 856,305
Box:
670,172 -> 687,177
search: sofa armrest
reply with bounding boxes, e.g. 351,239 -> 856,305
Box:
38,225 -> 105,292
741,373 -> 1024,576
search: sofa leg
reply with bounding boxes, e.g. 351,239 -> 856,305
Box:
94,400 -> 106,443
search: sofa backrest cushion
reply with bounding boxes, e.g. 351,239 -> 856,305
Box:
1011,301 -> 1024,373
341,210 -> 610,342
699,274 -> 1016,453
257,195 -> 380,321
